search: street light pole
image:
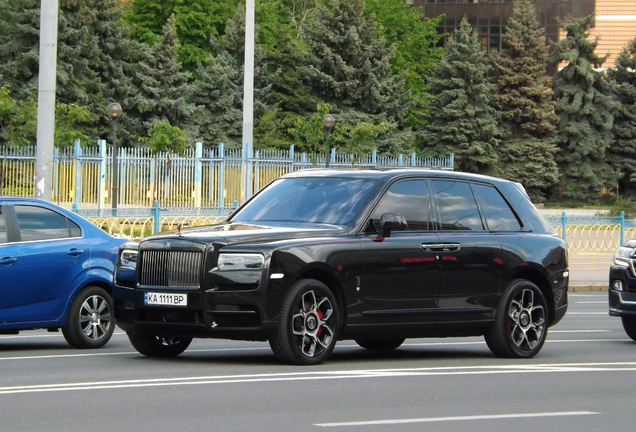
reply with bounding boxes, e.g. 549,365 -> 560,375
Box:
322,114 -> 336,168
106,103 -> 122,215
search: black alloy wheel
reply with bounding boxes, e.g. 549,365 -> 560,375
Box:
485,279 -> 548,358
127,334 -> 193,357
269,279 -> 340,365
62,286 -> 115,349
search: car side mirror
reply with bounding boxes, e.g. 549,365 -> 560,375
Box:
378,213 -> 407,238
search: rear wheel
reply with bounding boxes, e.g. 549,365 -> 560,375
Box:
127,334 -> 192,357
621,316 -> 636,341
355,338 -> 405,351
269,279 -> 340,365
62,286 -> 114,349
485,279 -> 548,358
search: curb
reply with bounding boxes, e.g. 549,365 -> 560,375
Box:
570,283 -> 608,292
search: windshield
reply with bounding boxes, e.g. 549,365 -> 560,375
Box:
231,177 -> 377,225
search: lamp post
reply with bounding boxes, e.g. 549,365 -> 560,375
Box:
106,103 -> 122,215
322,114 -> 336,168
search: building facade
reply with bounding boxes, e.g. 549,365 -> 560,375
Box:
411,0 -> 635,68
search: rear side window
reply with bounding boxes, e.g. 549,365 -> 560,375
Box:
372,180 -> 431,232
0,206 -> 6,243
14,205 -> 77,241
472,184 -> 521,231
431,180 -> 484,231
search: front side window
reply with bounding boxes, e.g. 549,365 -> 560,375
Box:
231,177 -> 377,225
472,184 -> 521,231
371,180 -> 431,232
431,180 -> 484,231
14,205 -> 76,241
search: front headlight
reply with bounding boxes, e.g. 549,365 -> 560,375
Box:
614,247 -> 636,267
119,249 -> 139,269
217,253 -> 264,271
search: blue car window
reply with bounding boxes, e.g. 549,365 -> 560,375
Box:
0,206 -> 6,243
14,205 -> 71,241
68,219 -> 81,237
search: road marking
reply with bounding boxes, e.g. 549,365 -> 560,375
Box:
314,411 -> 600,427
550,330 -> 610,333
565,312 -> 608,315
0,332 -> 127,340
575,302 -> 608,304
0,338 -> 630,362
0,362 -> 634,395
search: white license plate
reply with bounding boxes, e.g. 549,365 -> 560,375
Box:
144,292 -> 188,307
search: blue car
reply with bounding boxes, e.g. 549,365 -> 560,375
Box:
0,197 -> 126,348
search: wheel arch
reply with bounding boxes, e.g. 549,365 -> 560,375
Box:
299,268 -> 347,330
509,268 -> 555,324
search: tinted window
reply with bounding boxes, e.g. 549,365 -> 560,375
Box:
69,219 -> 81,237
472,184 -> 521,231
232,177 -> 376,225
14,205 -> 72,241
0,206 -> 6,243
372,180 -> 431,232
431,180 -> 484,231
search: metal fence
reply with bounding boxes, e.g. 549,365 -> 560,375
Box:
0,141 -> 454,211
546,212 -> 634,252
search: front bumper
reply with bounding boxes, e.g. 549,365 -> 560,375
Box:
609,265 -> 636,317
113,284 -> 279,340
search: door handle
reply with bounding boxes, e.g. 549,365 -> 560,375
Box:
67,248 -> 84,256
421,243 -> 446,252
421,243 -> 461,252
0,256 -> 17,265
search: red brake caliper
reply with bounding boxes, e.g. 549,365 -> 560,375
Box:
316,309 -> 323,337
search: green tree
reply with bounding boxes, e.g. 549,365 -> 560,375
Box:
608,38 -> 636,196
125,0 -> 239,71
0,0 -> 142,145
135,14 -> 196,139
420,18 -> 500,173
488,0 -> 558,202
548,15 -> 619,202
365,0 -> 443,127
191,5 -> 275,148
302,0 -> 412,155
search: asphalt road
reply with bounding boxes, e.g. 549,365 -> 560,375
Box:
1,291 -> 634,432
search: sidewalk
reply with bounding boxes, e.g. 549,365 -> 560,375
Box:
567,251 -> 612,292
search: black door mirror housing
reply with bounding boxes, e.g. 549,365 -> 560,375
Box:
378,213 -> 407,238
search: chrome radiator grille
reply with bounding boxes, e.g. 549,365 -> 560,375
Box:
139,250 -> 203,287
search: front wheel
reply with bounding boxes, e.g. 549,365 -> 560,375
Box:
621,316 -> 636,341
269,279 -> 340,365
485,279 -> 548,358
62,286 -> 115,349
127,334 -> 192,357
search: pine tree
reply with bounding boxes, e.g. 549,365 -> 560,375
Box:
488,0 -> 558,202
301,0 -> 412,155
421,18 -> 500,173
190,6 -> 275,148
125,0 -> 240,71
548,15 -> 619,202
0,0 -> 142,145
608,38 -> 636,195
135,14 -> 196,139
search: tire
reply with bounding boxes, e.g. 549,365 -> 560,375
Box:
485,279 -> 548,358
355,338 -> 405,351
62,286 -> 115,349
269,279 -> 340,365
621,316 -> 636,341
127,333 -> 192,357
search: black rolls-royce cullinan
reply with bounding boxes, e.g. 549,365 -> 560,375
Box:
113,169 -> 568,365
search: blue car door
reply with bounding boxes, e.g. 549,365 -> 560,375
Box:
0,205 -> 25,322
8,204 -> 87,323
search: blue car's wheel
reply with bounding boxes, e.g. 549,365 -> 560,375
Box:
62,286 -> 115,349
